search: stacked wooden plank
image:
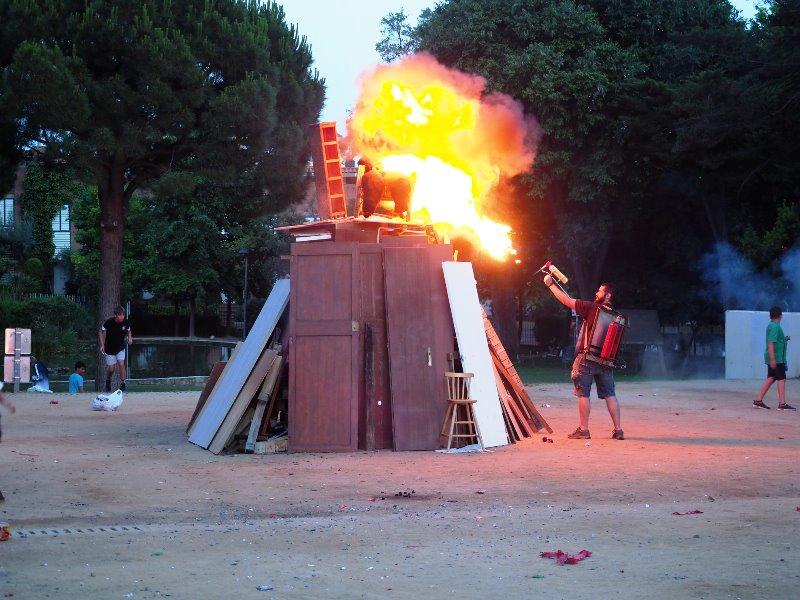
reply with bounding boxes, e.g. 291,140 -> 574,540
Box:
187,279 -> 290,454
482,308 -> 553,440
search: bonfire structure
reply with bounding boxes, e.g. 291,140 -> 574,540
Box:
187,54 -> 552,454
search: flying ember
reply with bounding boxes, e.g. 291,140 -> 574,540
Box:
346,53 -> 540,260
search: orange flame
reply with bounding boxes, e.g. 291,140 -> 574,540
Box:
346,53 -> 539,260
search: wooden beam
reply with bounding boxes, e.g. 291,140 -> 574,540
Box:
245,355 -> 284,453
483,309 -> 552,433
208,348 -> 279,455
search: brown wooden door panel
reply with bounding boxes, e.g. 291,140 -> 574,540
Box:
289,243 -> 359,452
290,335 -> 355,451
426,244 -> 457,433
384,245 -> 454,450
293,252 -> 353,321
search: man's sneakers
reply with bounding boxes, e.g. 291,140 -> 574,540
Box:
612,429 -> 625,440
567,427 -> 591,439
778,402 -> 796,411
119,381 -> 126,392
105,379 -> 112,393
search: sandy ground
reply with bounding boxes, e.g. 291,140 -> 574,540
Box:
0,378 -> 798,599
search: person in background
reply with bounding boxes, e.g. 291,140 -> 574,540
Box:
69,361 -> 87,393
753,306 -> 794,410
0,382 -> 16,502
28,355 -> 52,393
99,305 -> 133,392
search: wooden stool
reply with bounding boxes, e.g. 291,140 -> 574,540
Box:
440,372 -> 484,450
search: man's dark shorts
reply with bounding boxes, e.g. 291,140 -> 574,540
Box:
767,363 -> 787,381
572,356 -> 616,398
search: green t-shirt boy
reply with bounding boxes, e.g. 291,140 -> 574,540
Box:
764,320 -> 787,365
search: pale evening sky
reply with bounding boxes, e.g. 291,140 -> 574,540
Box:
279,1 -> 759,133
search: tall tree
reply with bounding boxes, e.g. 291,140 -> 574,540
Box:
0,0 -> 323,331
415,0 -> 764,327
376,9 -> 419,62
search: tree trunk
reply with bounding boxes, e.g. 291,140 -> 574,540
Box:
95,158 -> 128,391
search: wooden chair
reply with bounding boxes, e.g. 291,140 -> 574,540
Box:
440,372 -> 484,450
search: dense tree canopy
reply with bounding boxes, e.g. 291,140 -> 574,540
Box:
0,0 -> 324,332
414,0 -> 799,330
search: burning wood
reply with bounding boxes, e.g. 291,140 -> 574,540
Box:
346,52 -> 541,259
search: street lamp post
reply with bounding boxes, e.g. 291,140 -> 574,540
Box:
239,247 -> 249,340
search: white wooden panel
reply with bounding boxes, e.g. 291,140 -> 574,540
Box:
189,279 -> 290,448
725,310 -> 799,379
442,262 -> 508,448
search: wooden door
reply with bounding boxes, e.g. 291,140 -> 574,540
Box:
383,245 -> 455,450
288,243 -> 360,452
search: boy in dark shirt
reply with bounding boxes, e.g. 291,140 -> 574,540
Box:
98,305 -> 133,392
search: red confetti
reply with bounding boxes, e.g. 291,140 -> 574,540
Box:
540,549 -> 592,565
268,513 -> 276,519
340,504 -> 347,509
673,510 -> 704,515
49,400 -> 58,404
368,497 -> 376,502
796,506 -> 799,512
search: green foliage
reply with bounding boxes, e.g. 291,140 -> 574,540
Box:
376,9 -> 419,62
1,272 -> 40,295
0,220 -> 34,278
67,186 -> 101,298
739,201 -> 800,271
0,293 -> 95,357
414,0 -> 796,327
137,172 -> 223,303
22,257 -> 44,282
0,0 -> 325,327
20,160 -> 83,269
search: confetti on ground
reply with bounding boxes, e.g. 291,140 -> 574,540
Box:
540,550 -> 592,565
673,510 -> 704,515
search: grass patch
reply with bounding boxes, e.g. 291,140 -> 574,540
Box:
514,361 -> 720,385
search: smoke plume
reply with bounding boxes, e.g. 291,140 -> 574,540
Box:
699,242 -> 800,311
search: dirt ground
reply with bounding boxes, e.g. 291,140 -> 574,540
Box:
1,378 -> 798,599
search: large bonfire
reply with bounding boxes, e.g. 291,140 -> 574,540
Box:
345,53 -> 540,260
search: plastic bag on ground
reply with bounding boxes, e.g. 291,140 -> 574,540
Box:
92,389 -> 124,411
